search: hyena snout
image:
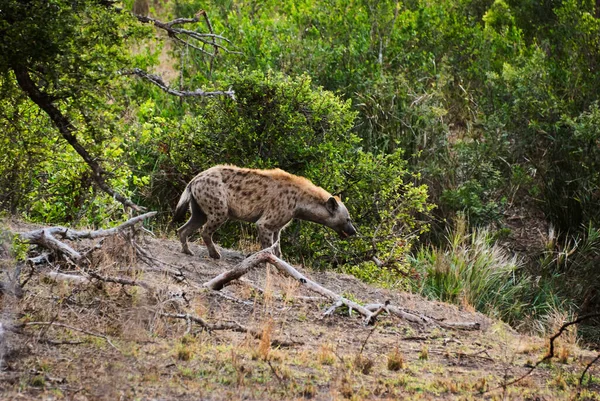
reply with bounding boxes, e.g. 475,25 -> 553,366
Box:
336,220 -> 357,238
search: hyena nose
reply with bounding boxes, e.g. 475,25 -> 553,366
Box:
345,223 -> 357,237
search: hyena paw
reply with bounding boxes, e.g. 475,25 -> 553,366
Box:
181,246 -> 194,256
208,250 -> 221,259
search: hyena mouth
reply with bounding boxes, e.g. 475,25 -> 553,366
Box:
341,231 -> 349,238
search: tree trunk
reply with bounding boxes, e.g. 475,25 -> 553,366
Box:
10,63 -> 143,212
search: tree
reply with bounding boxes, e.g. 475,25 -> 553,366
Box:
0,0 -> 232,214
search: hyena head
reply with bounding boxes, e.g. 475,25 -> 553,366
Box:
324,196 -> 357,239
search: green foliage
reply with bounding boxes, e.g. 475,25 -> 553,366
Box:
2,0 -> 600,338
410,216 -> 531,324
128,70 -> 432,269
0,0 -> 152,225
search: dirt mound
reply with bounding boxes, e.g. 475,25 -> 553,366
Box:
0,219 -> 597,400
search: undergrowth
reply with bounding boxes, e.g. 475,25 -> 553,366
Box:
408,216 -> 573,334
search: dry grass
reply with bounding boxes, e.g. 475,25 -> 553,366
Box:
387,347 -> 405,371
1,222 -> 597,401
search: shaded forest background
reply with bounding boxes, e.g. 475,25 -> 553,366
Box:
1,0 -> 599,342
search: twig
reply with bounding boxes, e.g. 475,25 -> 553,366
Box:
267,360 -> 284,385
485,313 -> 600,394
358,325 -> 377,357
24,321 -> 119,351
578,353 -> 600,390
88,271 -> 154,290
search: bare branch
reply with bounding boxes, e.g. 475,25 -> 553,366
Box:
133,12 -> 239,55
264,254 -> 377,325
24,321 -> 119,351
126,68 -> 235,99
17,212 -> 157,266
203,244 -> 277,290
365,303 -> 481,330
156,312 -> 299,347
88,271 -> 154,290
485,313 -> 600,394
19,212 -> 157,242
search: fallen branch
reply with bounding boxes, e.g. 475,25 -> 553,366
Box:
88,271 -> 154,290
365,303 -> 480,330
203,244 -> 277,290
157,312 -> 298,347
23,321 -> 119,351
44,272 -> 90,285
264,254 -> 377,325
19,212 -> 157,242
17,212 -> 158,265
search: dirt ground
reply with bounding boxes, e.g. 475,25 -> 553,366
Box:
0,219 -> 598,400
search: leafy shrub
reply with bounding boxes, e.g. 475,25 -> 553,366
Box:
128,70 -> 432,272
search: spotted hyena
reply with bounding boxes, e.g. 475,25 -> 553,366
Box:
172,165 -> 357,259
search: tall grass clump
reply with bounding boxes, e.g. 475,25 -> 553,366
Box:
410,217 -> 531,326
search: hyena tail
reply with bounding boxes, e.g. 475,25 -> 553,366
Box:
172,186 -> 192,223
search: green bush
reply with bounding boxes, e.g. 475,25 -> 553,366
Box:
128,70 -> 432,272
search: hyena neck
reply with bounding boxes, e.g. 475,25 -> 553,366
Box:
294,194 -> 330,225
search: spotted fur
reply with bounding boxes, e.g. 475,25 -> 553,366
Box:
173,165 -> 357,259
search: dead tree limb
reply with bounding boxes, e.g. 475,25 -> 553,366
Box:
157,312 -> 298,347
88,271 -> 154,290
17,212 -> 157,265
264,254 -> 377,325
23,321 -> 119,351
129,10 -> 237,99
19,212 -> 157,242
133,12 -> 238,55
203,244 -> 277,290
203,247 -> 374,320
125,69 -> 235,99
365,303 -> 480,330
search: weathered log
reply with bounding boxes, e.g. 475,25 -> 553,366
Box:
18,212 -> 157,242
203,244 -> 277,290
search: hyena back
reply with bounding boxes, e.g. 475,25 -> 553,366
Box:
172,165 -> 357,259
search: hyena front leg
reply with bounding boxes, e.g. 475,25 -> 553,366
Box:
257,224 -> 276,253
272,229 -> 282,258
177,198 -> 207,256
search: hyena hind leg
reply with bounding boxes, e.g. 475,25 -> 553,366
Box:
201,214 -> 228,259
177,198 -> 207,256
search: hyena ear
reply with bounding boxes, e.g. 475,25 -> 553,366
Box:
325,196 -> 339,215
